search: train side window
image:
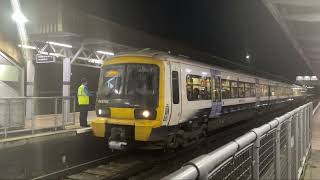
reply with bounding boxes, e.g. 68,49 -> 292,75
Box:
186,74 -> 212,101
230,81 -> 238,98
238,82 -> 245,98
172,71 -> 179,104
250,83 -> 256,97
221,79 -> 230,99
245,83 -> 255,97
213,77 -> 221,101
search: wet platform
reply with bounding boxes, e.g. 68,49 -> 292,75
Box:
0,111 -> 97,149
303,104 -> 320,179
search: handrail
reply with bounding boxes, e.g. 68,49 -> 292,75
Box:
163,102 -> 314,180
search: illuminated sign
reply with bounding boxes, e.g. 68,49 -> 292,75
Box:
35,54 -> 55,63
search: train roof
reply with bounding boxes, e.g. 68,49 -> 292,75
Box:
112,49 -> 299,86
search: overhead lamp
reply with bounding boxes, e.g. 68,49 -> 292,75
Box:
18,44 -> 36,50
89,59 -> 103,64
96,50 -> 114,56
49,53 -> 65,57
46,41 -> 72,48
12,12 -> 28,24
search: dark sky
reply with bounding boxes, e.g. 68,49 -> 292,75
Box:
72,0 -> 312,81
0,0 -> 312,81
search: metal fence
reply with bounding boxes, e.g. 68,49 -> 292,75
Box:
163,102 -> 314,180
0,96 -> 76,139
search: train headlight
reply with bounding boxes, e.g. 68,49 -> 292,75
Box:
134,109 -> 157,120
142,110 -> 150,118
96,108 -> 110,117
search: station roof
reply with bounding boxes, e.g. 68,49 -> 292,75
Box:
263,0 -> 320,78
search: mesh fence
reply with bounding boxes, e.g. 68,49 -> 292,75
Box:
163,102 -> 313,180
209,145 -> 253,180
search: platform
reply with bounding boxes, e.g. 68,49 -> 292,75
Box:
303,104 -> 320,179
0,111 -> 97,149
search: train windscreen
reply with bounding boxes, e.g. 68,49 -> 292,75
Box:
97,64 -> 159,108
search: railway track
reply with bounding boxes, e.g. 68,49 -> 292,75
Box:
32,102 -> 310,180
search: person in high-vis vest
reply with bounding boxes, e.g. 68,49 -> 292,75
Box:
78,78 -> 93,127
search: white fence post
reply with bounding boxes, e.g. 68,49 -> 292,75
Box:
252,133 -> 260,180
287,114 -> 292,180
275,118 -> 281,180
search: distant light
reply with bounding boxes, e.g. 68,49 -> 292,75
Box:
88,59 -> 103,64
311,76 -> 318,81
304,76 -> 311,80
246,54 -> 250,59
46,41 -> 72,48
12,12 -> 28,23
296,76 -> 303,81
38,51 -> 49,55
49,53 -> 65,57
96,50 -> 114,56
307,86 -> 314,89
186,69 -> 192,73
201,72 -> 208,76
18,44 -> 36,50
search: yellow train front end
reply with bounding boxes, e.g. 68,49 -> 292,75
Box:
91,55 -> 165,150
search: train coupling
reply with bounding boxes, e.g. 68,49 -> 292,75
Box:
108,141 -> 127,150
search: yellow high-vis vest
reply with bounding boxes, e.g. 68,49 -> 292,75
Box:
77,84 -> 89,105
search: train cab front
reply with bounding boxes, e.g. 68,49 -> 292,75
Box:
91,56 -> 165,150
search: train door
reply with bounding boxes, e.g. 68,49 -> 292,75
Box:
209,69 -> 222,118
169,62 -> 181,125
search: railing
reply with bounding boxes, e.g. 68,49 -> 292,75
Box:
163,102 -> 314,180
0,96 -> 76,139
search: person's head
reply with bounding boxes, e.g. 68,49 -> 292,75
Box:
81,78 -> 88,85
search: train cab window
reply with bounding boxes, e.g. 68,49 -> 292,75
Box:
186,75 -> 212,101
221,79 -> 230,99
230,81 -> 238,98
172,71 -> 179,104
238,82 -> 245,98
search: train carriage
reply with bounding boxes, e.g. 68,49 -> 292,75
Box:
91,51 -> 305,150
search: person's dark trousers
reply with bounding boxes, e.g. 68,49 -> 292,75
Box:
79,105 -> 89,127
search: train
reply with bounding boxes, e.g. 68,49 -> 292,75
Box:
91,51 -> 306,150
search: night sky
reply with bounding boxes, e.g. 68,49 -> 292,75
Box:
1,0 -> 313,81
73,0 -> 311,81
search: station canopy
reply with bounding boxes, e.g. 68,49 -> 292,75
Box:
263,0 -> 320,79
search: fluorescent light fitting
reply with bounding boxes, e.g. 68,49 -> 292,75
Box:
18,44 -> 36,50
38,51 -> 49,55
46,41 -> 72,48
96,50 -> 114,56
12,12 -> 28,23
49,53 -> 65,57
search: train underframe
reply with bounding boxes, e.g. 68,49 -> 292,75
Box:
106,97 -> 307,150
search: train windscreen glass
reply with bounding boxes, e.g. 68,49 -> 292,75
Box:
97,64 -> 159,108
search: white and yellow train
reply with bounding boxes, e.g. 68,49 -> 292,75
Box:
91,51 -> 306,150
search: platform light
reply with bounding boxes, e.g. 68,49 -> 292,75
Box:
38,51 -> 49,55
246,54 -> 250,59
18,44 -> 36,50
96,50 -> 114,56
201,72 -> 208,76
49,53 -> 65,57
186,68 -> 192,73
46,41 -> 72,48
12,12 -> 28,24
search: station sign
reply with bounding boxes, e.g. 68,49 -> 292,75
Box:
35,54 -> 56,63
